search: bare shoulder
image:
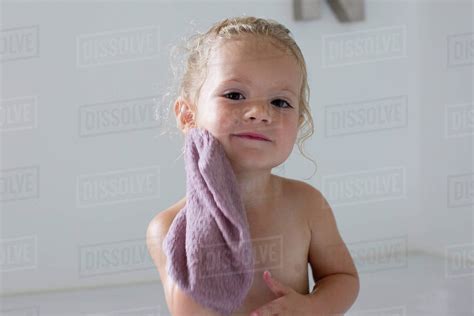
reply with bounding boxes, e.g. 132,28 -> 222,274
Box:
147,197 -> 185,237
146,197 -> 185,246
146,197 -> 186,290
273,175 -> 325,214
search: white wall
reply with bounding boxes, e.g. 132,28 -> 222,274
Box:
0,0 -> 472,299
416,1 -> 473,261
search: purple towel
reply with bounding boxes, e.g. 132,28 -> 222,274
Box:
162,127 -> 254,315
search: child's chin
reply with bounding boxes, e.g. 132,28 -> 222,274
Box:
228,157 -> 275,172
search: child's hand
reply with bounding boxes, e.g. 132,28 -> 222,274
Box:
249,271 -> 314,316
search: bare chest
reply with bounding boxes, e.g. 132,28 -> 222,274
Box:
231,198 -> 311,315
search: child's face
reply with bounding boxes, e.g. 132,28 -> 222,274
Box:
194,35 -> 302,171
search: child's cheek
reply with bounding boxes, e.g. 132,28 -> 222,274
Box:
212,104 -> 239,131
198,104 -> 237,139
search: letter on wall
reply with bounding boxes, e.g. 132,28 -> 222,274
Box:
294,0 -> 365,22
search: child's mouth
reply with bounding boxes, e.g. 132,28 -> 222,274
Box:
233,135 -> 270,142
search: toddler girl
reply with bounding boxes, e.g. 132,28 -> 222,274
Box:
147,16 -> 359,316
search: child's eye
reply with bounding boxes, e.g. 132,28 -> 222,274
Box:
223,92 -> 244,101
224,92 -> 293,109
272,99 -> 293,109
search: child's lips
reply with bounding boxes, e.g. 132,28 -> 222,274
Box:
233,135 -> 271,142
232,132 -> 272,142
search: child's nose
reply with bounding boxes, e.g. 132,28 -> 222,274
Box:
243,100 -> 272,123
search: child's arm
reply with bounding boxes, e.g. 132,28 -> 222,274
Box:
305,187 -> 360,315
146,212 -> 175,312
146,211 -> 221,316
249,185 -> 360,316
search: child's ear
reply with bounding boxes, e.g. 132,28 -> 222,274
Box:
174,97 -> 196,133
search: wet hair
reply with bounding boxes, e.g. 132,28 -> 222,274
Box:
157,16 -> 317,179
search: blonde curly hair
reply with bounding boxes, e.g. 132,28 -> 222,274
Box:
157,16 -> 317,179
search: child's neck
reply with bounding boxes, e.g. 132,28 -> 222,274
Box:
233,168 -> 275,211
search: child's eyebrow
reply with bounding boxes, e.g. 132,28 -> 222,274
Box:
219,78 -> 298,97
220,77 -> 252,86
